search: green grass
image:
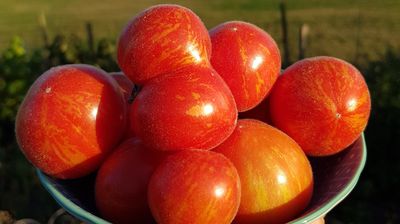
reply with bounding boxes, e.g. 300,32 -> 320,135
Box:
0,0 -> 399,64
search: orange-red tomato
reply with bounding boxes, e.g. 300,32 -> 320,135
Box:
130,66 -> 237,151
148,150 -> 241,224
214,119 -> 313,224
269,56 -> 371,156
95,138 -> 164,224
118,4 -> 211,84
15,64 -> 126,179
210,21 -> 281,112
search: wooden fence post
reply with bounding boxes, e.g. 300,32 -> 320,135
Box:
86,22 -> 94,55
279,0 -> 290,67
38,12 -> 49,48
298,24 -> 310,60
354,9 -> 362,65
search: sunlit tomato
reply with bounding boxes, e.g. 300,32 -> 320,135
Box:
130,66 -> 237,151
269,56 -> 371,156
148,149 -> 241,224
95,138 -> 165,224
15,64 -> 126,179
214,119 -> 313,224
118,4 -> 211,84
210,21 -> 281,112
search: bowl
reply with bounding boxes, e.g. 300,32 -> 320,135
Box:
37,133 -> 367,224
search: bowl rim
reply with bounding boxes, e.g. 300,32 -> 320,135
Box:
37,169 -> 111,224
37,133 -> 367,224
288,132 -> 367,223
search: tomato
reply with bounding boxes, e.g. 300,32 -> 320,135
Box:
118,4 -> 211,84
210,21 -> 281,112
95,138 -> 164,224
214,119 -> 313,224
269,56 -> 371,156
130,66 -> 237,151
148,149 -> 241,224
15,64 -> 126,179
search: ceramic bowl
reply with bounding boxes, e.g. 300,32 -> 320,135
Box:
37,134 -> 367,224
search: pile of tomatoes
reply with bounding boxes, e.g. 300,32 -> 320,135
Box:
15,4 -> 370,224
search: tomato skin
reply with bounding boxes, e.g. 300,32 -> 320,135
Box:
214,119 -> 313,224
95,138 -> 164,224
148,149 -> 241,224
210,21 -> 281,112
118,4 -> 211,84
269,56 -> 371,156
130,66 -> 237,151
15,64 -> 126,179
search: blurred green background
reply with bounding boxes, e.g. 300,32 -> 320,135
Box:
0,0 -> 399,223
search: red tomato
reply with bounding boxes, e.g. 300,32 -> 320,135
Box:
109,71 -> 135,102
130,66 -> 237,151
15,64 -> 127,179
95,138 -> 164,224
210,21 -> 281,112
269,56 -> 371,156
214,119 -> 313,224
148,149 -> 241,224
118,4 -> 211,84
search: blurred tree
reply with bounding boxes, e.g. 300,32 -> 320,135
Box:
0,37 -> 56,222
0,37 -> 44,147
